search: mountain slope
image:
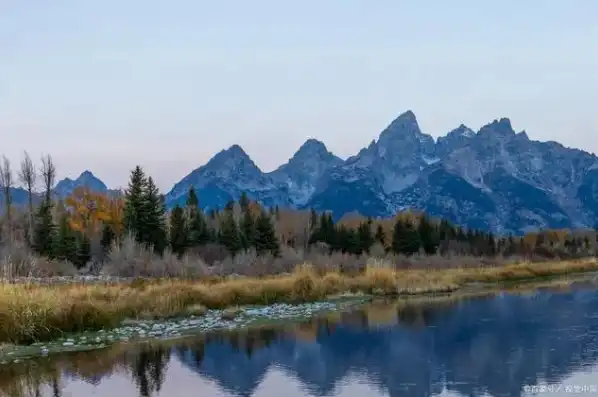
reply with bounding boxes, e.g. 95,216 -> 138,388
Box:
163,111 -> 598,234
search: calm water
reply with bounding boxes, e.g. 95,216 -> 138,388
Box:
3,284 -> 598,397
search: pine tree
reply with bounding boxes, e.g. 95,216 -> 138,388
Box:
418,215 -> 438,255
239,192 -> 250,212
100,223 -> 116,254
219,210 -> 242,255
169,205 -> 188,257
309,209 -> 318,231
123,166 -> 148,243
55,213 -> 77,263
186,187 -> 199,208
392,219 -> 421,256
240,210 -> 255,250
357,222 -> 374,254
143,177 -> 168,254
254,211 -> 280,256
374,224 -> 386,247
188,210 -> 210,246
75,233 -> 91,268
33,201 -> 57,257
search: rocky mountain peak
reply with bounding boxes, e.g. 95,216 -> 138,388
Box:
479,117 -> 516,138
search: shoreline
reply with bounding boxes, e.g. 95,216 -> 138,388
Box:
1,258 -> 597,345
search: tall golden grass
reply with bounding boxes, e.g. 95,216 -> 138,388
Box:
0,258 -> 597,344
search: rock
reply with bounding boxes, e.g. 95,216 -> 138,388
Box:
184,304 -> 208,317
221,307 -> 242,320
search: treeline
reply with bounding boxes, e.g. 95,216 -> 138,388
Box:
1,152 -> 597,272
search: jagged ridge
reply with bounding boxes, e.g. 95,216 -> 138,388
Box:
5,111 -> 597,234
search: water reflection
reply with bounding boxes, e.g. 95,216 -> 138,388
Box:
2,283 -> 598,397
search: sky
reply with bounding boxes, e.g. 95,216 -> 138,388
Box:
1,0 -> 597,191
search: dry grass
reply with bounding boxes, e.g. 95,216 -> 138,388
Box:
0,258 -> 596,344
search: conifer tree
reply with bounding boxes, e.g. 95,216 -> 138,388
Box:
374,224 -> 386,247
186,187 -> 199,208
219,210 -> 242,255
33,202 -> 56,257
75,233 -> 91,268
392,219 -> 421,256
169,205 -> 188,257
240,210 -> 255,250
254,211 -> 280,256
123,166 -> 147,243
418,215 -> 438,255
143,177 -> 167,254
55,213 -> 77,263
238,192 -> 250,212
357,222 -> 374,254
189,210 -> 210,246
100,223 -> 116,254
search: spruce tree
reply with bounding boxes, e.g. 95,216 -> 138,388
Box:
143,177 -> 168,254
418,215 -> 438,255
239,192 -> 250,212
392,219 -> 421,256
240,210 -> 255,250
186,187 -> 199,208
75,233 -> 91,268
254,211 -> 280,256
55,213 -> 77,263
33,202 -> 57,257
375,224 -> 386,247
357,222 -> 374,254
169,205 -> 188,257
219,210 -> 242,255
100,223 -> 116,254
189,210 -> 210,246
123,166 -> 147,243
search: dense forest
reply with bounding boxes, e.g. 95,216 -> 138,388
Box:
0,153 -> 597,277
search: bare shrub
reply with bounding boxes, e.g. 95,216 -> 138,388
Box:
102,235 -> 210,278
0,240 -> 76,279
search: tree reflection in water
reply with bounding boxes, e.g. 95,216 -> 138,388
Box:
2,285 -> 598,397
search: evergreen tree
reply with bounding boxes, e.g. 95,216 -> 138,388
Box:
357,222 -> 374,254
169,205 -> 188,257
254,211 -> 280,256
33,202 -> 57,257
55,213 -> 77,263
186,186 -> 199,208
309,209 -> 317,231
100,223 -> 116,253
75,233 -> 91,268
123,166 -> 148,243
188,209 -> 210,246
374,224 -> 386,247
392,219 -> 421,256
418,215 -> 438,255
240,210 -> 255,250
239,192 -> 250,212
219,210 -> 242,255
143,177 -> 168,254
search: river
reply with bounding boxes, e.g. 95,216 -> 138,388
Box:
2,282 -> 598,397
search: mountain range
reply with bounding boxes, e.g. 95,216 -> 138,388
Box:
2,110 -> 597,234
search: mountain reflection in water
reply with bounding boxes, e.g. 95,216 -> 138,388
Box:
2,285 -> 598,397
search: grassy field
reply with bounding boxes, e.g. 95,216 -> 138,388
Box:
0,258 -> 597,344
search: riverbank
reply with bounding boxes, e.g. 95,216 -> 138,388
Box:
1,258 -> 597,344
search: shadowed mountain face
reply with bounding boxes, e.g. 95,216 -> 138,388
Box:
160,111 -> 598,234
5,111 -> 598,234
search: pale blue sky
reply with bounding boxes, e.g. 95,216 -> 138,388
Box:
1,0 -> 597,190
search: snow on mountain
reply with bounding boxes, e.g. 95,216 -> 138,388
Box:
268,139 -> 343,205
8,111 -> 592,234
163,110 -> 598,233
